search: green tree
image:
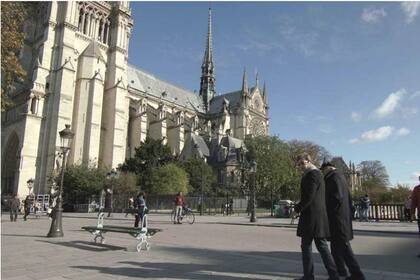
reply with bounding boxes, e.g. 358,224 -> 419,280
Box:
245,136 -> 297,210
358,160 -> 389,188
62,164 -> 108,197
119,136 -> 174,193
0,2 -> 33,111
390,184 -> 412,204
112,172 -> 138,195
288,139 -> 331,167
151,163 -> 190,195
179,159 -> 216,196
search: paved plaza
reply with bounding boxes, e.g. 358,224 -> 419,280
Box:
1,213 -> 420,280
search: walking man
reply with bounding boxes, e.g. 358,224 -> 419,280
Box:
134,192 -> 147,228
293,154 -> 339,280
9,195 -> 20,222
321,162 -> 365,280
359,194 -> 370,222
23,194 -> 33,221
410,176 -> 420,234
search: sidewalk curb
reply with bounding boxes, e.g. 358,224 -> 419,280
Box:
213,221 -> 420,236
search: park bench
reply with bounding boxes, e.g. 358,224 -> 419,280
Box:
82,212 -> 161,252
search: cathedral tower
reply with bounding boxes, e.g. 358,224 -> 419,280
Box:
199,8 -> 216,112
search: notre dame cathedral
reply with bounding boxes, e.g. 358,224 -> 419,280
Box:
1,2 -> 269,196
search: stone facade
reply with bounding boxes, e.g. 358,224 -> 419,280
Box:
1,2 -> 269,197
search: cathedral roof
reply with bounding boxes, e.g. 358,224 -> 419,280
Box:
208,90 -> 241,114
127,65 -> 205,112
220,135 -> 244,149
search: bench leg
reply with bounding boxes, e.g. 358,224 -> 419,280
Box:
93,230 -> 105,244
135,234 -> 150,252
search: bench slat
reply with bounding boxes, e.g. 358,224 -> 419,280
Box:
81,226 -> 161,235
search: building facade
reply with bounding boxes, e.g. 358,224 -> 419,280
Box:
1,2 -> 269,197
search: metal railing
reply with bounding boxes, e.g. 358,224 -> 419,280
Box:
354,204 -> 413,221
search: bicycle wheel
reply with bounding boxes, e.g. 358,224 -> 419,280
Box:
185,211 -> 195,224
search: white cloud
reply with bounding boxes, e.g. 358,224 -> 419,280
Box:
410,91 -> 420,99
349,125 -> 411,144
318,124 -> 333,134
401,2 -> 420,24
396,127 -> 410,136
349,126 -> 394,144
371,89 -> 407,119
351,112 -> 362,122
361,7 -> 387,23
412,171 -> 420,181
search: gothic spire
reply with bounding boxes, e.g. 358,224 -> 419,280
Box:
262,81 -> 266,99
255,72 -> 260,89
199,8 -> 216,112
242,68 -> 248,95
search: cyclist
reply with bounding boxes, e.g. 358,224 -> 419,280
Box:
174,191 -> 184,224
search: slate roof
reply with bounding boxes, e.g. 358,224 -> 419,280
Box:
208,90 -> 241,114
192,134 -> 210,157
127,65 -> 205,112
220,136 -> 244,149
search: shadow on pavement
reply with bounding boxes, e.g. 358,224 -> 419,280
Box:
37,239 -> 126,252
2,233 -> 49,238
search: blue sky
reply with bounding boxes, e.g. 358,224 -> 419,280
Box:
128,2 -> 420,187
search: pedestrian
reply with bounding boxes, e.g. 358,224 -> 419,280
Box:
134,192 -> 147,228
104,188 -> 113,217
9,195 -> 20,222
229,198 -> 234,215
359,194 -> 370,222
321,162 -> 365,280
410,176 -> 420,234
292,153 -> 339,280
125,196 -> 134,217
174,191 -> 184,224
23,194 -> 33,221
404,195 -> 412,222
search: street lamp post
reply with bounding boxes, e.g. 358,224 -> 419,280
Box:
47,124 -> 74,238
27,178 -> 34,195
249,160 -> 257,223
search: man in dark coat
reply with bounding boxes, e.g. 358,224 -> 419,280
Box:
321,162 -> 365,280
9,195 -> 21,222
23,195 -> 33,221
293,154 -> 339,280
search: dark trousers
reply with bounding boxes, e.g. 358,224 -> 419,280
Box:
10,209 -> 18,221
134,212 -> 145,228
23,207 -> 30,221
301,237 -> 339,280
331,238 -> 365,279
417,209 -> 420,233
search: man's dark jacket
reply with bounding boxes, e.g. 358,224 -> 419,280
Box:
324,169 -> 353,241
9,197 -> 20,210
295,168 -> 330,238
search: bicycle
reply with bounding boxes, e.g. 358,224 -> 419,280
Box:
170,206 -> 195,224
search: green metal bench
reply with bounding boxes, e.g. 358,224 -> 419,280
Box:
82,212 -> 161,252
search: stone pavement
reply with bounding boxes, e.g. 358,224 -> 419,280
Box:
1,212 -> 420,280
